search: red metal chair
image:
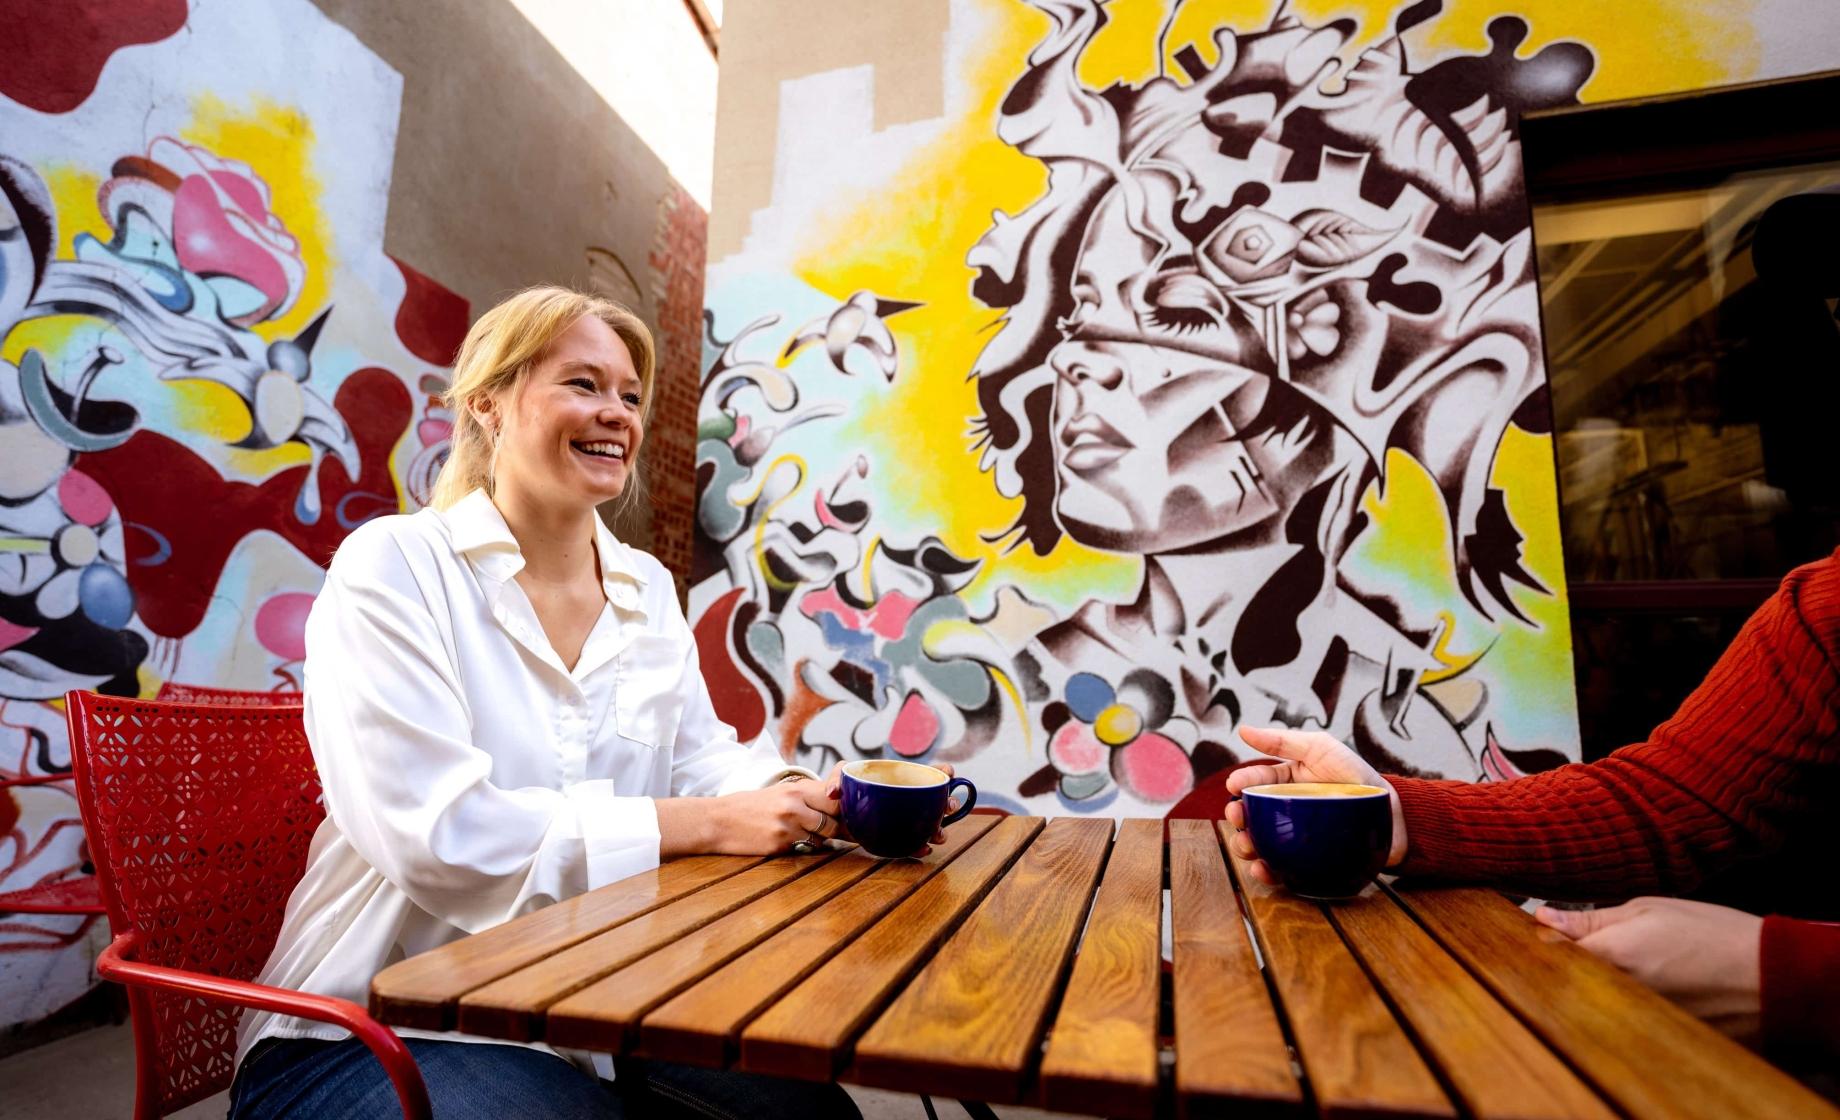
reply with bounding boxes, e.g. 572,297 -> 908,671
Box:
152,682 -> 304,706
1,684 -> 299,916
65,690 -> 429,1119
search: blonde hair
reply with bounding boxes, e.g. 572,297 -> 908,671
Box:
429,286 -> 656,511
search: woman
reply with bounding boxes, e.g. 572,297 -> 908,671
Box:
230,288 -> 862,1118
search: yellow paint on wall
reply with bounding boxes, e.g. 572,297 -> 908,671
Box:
791,0 -> 1137,612
1349,426 -> 1573,735
1071,0 -> 1754,105
181,94 -> 335,345
38,165 -> 110,257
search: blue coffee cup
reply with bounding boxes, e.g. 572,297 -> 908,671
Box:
840,759 -> 976,858
1240,782 -> 1392,900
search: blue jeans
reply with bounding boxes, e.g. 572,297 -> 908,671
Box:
227,1036 -> 862,1120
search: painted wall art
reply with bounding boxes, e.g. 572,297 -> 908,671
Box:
691,0 -> 1828,818
1,0 -> 466,1027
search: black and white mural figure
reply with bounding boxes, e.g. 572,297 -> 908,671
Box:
968,0 -> 1594,803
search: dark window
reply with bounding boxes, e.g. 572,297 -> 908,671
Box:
1523,72 -> 1840,760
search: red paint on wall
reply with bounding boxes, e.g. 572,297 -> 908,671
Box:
389,255 -> 472,366
694,587 -> 767,743
77,368 -> 413,638
0,0 -> 187,114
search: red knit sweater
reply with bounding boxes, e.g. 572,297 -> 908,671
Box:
1392,551 -> 1840,1062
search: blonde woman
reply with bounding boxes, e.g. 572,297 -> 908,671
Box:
230,289 -> 860,1118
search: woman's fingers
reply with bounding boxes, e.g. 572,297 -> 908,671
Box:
1227,828 -> 1258,861
1224,800 -> 1246,831
1225,762 -> 1290,796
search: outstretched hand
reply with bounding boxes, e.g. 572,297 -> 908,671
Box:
1223,726 -> 1407,885
1535,897 -> 1763,1037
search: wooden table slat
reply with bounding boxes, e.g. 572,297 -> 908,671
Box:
639,815 -> 1001,1067
1037,818 -> 1165,1120
544,851 -> 889,1051
851,816 -> 1114,1104
1166,820 -> 1302,1119
369,854 -> 762,1029
1391,883 -> 1840,1120
455,851 -> 839,1040
738,815 -> 1046,1082
1224,826 -> 1456,1119
1328,884 -> 1616,1120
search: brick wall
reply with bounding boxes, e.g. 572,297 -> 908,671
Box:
646,181 -> 708,604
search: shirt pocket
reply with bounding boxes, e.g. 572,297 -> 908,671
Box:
615,633 -> 689,749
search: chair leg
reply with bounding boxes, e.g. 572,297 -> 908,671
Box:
959,1102 -> 1000,1119
920,1095 -> 940,1120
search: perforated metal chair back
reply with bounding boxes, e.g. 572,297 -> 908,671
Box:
66,691 -> 323,1116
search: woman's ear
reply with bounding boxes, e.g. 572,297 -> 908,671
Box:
468,394 -> 499,437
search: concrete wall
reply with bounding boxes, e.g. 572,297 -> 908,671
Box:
691,0 -> 1840,818
0,0 -> 708,1036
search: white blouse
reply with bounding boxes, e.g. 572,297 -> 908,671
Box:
237,489 -> 809,1063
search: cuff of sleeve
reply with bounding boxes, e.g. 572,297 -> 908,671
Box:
1760,915 -> 1840,1063
762,765 -> 821,787
564,782 -> 664,890
1390,777 -> 1475,876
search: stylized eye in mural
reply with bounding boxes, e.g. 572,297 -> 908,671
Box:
695,0 -> 1596,814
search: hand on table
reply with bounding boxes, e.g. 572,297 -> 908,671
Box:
1535,897 -> 1763,1036
1222,725 -> 1408,886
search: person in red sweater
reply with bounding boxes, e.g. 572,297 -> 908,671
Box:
1224,550 -> 1840,1064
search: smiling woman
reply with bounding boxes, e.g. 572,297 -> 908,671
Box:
429,287 -> 656,513
223,290 -> 867,1118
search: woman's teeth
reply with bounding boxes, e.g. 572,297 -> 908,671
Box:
574,441 -> 625,459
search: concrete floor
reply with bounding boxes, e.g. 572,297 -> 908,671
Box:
0,1022 -> 1074,1119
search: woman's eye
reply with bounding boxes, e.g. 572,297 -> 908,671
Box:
1142,271 -> 1227,335
567,377 -> 598,391
622,393 -> 643,408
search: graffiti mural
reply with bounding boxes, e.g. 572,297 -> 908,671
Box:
1,1 -> 466,1027
691,0 -> 1743,818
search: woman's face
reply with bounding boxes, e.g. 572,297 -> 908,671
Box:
485,313 -> 644,510
1049,195 -> 1341,554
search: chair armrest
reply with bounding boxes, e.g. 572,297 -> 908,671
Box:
99,930 -> 431,1120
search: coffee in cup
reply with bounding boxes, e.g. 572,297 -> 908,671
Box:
1239,782 -> 1391,900
839,760 -> 976,859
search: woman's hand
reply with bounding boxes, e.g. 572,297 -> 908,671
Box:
1535,897 -> 1763,1037
656,773 -> 843,857
1223,726 -> 1407,885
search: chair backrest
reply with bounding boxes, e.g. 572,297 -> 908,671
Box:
65,691 -> 323,1116
153,682 -> 304,707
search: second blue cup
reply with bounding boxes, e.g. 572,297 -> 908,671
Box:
840,759 -> 976,858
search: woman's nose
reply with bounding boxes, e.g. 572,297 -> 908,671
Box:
1051,343 -> 1126,391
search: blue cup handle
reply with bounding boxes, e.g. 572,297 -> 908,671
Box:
942,776 -> 976,826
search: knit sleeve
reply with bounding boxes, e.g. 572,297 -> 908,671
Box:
1390,553 -> 1840,900
1761,917 -> 1840,1063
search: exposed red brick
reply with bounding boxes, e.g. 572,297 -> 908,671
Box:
646,181 -> 708,605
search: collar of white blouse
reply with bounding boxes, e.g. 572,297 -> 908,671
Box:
441,488 -> 651,681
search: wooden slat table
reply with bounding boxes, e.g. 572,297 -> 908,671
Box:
372,817 -> 1839,1119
